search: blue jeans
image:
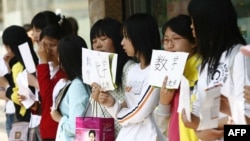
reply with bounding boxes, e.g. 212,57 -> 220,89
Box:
5,113 -> 15,137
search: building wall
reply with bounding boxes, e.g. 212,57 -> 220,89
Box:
88,0 -> 122,27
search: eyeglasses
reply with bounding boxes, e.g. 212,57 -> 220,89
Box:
162,37 -> 184,45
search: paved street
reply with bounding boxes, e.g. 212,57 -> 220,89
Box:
0,100 -> 8,141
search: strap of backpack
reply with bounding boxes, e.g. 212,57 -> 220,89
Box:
55,82 -> 71,113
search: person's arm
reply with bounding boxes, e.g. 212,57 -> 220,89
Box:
245,102 -> 250,124
194,117 -> 228,141
36,40 -> 65,99
95,76 -> 160,126
154,76 -> 173,132
116,84 -> 159,126
155,76 -> 174,117
7,62 -> 23,106
159,76 -> 175,105
181,110 -> 224,140
195,129 -> 224,141
37,64 -> 65,99
230,53 -> 249,124
243,85 -> 250,124
27,72 -> 39,90
36,64 -> 52,98
91,82 -> 119,108
246,116 -> 250,124
181,109 -> 200,129
180,87 -> 226,140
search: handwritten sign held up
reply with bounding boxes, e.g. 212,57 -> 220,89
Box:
82,48 -> 117,91
149,50 -> 188,89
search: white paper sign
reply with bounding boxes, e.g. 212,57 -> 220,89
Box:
149,50 -> 189,89
197,84 -> 222,130
82,48 -> 117,91
18,42 -> 36,73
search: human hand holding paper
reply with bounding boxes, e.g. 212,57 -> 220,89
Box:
16,70 -> 36,108
197,84 -> 222,130
196,128 -> 224,141
159,76 -> 175,105
220,95 -> 231,116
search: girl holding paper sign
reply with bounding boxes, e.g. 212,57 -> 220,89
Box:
91,13 -> 165,141
90,17 -> 134,137
181,0 -> 250,140
0,25 -> 38,122
154,14 -> 200,141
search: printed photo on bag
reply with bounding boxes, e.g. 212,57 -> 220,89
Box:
75,128 -> 99,141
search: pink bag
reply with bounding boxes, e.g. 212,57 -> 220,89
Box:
75,101 -> 115,141
75,117 -> 115,141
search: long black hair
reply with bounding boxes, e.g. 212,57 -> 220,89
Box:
122,13 -> 161,66
58,35 -> 88,80
31,10 -> 60,30
2,25 -> 38,68
188,0 -> 246,72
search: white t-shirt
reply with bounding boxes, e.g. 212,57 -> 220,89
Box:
106,63 -> 165,141
193,44 -> 250,140
5,100 -> 15,114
